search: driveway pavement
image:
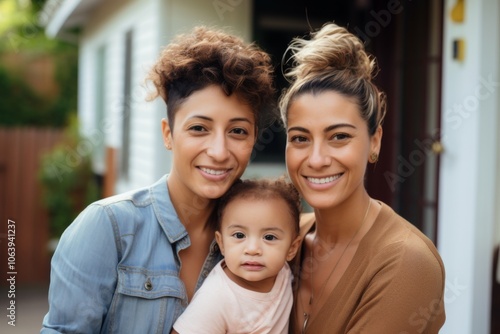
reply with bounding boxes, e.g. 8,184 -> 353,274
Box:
0,284 -> 48,333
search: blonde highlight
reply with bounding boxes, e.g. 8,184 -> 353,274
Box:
280,23 -> 386,135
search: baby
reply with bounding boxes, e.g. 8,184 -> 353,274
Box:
173,178 -> 302,334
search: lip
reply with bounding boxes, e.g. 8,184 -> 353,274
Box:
241,261 -> 265,271
197,166 -> 232,181
303,173 -> 343,189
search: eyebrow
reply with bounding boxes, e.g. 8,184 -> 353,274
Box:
226,224 -> 286,233
226,224 -> 248,230
188,115 -> 253,124
287,123 -> 356,134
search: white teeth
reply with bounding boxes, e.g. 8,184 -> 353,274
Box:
200,167 -> 226,175
307,175 -> 341,184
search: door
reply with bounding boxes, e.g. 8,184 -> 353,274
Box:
364,0 -> 444,243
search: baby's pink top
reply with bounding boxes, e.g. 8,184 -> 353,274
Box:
173,260 -> 293,334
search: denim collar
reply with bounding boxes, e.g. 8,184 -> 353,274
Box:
150,174 -> 189,245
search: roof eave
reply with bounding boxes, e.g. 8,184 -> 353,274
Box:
40,0 -> 97,41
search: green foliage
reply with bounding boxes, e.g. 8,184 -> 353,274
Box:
0,0 -> 58,53
38,115 -> 100,238
30,0 -> 49,15
0,66 -> 51,125
0,0 -> 78,127
50,50 -> 79,125
0,56 -> 77,127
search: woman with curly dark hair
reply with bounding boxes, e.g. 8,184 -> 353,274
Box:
42,26 -> 276,333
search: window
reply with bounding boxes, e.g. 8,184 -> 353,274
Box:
120,30 -> 133,179
94,45 -> 106,174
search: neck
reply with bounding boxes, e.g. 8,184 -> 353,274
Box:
167,177 -> 215,233
313,191 -> 371,245
178,199 -> 214,234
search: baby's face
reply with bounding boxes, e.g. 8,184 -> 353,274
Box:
215,197 -> 300,293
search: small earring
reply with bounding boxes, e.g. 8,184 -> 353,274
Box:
165,143 -> 171,150
369,152 -> 379,163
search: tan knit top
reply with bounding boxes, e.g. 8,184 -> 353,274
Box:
289,202 -> 446,334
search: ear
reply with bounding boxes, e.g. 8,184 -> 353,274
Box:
369,125 -> 383,159
215,231 -> 225,256
286,235 -> 302,261
161,118 -> 173,150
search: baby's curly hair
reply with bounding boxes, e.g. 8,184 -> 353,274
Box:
215,177 -> 302,235
147,26 -> 276,129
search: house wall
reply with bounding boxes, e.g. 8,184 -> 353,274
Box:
76,0 -> 161,192
438,0 -> 500,333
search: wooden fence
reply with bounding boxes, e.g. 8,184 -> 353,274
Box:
0,127 -> 63,285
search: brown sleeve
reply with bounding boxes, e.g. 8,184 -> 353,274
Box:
345,233 -> 445,334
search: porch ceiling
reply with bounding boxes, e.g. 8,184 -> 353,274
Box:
40,0 -> 101,39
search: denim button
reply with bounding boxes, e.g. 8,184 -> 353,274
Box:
144,278 -> 153,291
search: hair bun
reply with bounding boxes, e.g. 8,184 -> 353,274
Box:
285,23 -> 376,82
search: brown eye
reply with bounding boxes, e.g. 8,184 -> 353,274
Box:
230,128 -> 248,135
332,133 -> 351,140
188,125 -> 206,132
290,135 -> 308,143
232,232 -> 245,239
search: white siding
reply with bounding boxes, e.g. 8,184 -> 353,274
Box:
125,0 -> 163,191
78,40 -> 109,175
76,0 -> 167,193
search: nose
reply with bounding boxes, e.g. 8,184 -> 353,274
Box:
307,141 -> 331,169
244,237 -> 262,256
206,131 -> 230,162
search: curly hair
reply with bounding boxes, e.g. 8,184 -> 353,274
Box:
279,23 -> 386,135
147,26 -> 276,130
215,177 -> 301,235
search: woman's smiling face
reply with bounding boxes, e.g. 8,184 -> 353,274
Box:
285,90 -> 381,210
163,85 -> 256,201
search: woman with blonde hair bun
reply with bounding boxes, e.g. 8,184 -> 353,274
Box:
281,23 -> 445,333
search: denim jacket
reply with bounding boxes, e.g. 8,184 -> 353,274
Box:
41,175 -> 222,333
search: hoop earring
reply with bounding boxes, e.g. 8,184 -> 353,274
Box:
369,152 -> 379,163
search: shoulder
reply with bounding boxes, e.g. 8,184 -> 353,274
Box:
95,174 -> 169,210
84,176 -> 174,233
179,263 -> 231,314
355,204 -> 445,316
365,202 -> 445,283
69,187 -> 151,237
272,263 -> 294,294
384,202 -> 442,261
94,184 -> 153,210
58,179 -> 173,257
195,261 -> 230,296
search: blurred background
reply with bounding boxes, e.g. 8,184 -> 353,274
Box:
0,0 -> 498,333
